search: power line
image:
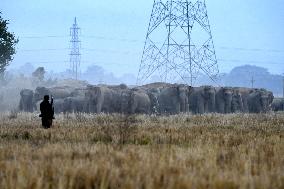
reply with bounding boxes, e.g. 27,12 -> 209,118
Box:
23,60 -> 132,67
19,35 -> 284,53
16,53 -> 283,66
17,47 -> 139,54
20,35 -> 68,39
217,58 -> 283,65
16,48 -> 283,65
17,46 -> 284,55
18,48 -> 69,52
218,46 -> 284,53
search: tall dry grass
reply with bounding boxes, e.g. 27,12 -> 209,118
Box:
0,112 -> 283,189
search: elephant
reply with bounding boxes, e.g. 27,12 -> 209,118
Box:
231,88 -> 244,113
85,85 -> 120,113
108,84 -> 128,91
120,89 -> 132,114
129,89 -> 151,114
158,86 -> 181,114
34,86 -> 73,103
178,84 -> 193,113
215,87 -> 233,114
34,87 -> 51,103
233,87 -> 254,113
19,89 -> 35,112
146,88 -> 161,114
63,96 -> 86,113
248,89 -> 274,113
271,98 -> 284,112
53,99 -> 65,113
189,86 -> 216,114
49,87 -> 73,99
262,90 -> 274,112
157,84 -> 192,114
70,88 -> 87,97
142,82 -> 173,89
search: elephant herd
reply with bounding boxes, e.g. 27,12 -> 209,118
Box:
19,83 -> 275,115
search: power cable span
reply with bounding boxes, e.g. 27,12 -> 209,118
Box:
19,35 -> 284,53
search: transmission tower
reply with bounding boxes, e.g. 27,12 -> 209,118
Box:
137,0 -> 219,85
250,76 -> 255,88
69,17 -> 81,80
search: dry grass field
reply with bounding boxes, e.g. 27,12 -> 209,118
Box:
0,112 -> 283,189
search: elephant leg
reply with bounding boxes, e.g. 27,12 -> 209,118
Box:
197,102 -> 204,114
180,100 -> 185,112
177,103 -> 181,114
96,102 -> 102,113
185,100 -> 189,112
219,103 -> 225,114
182,100 -> 189,113
90,103 -> 95,113
19,99 -> 23,111
84,103 -> 89,113
131,101 -> 137,114
225,103 -> 232,114
204,102 -> 209,113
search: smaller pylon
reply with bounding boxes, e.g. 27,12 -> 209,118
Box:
250,76 -> 255,88
69,17 -> 81,80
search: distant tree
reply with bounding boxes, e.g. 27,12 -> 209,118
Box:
32,67 -> 45,81
0,13 -> 18,77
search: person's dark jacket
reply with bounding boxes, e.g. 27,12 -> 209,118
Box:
40,100 -> 53,119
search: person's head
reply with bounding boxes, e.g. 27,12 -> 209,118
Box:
44,95 -> 49,101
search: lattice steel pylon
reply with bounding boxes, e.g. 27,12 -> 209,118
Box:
137,0 -> 219,86
69,17 -> 81,80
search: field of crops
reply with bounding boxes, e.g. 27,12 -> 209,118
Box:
0,112 -> 283,189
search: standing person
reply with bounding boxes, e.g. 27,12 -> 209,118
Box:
39,95 -> 54,129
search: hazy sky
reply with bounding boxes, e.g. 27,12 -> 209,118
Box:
2,0 -> 284,76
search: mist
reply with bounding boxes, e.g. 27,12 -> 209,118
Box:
1,63 -> 283,112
